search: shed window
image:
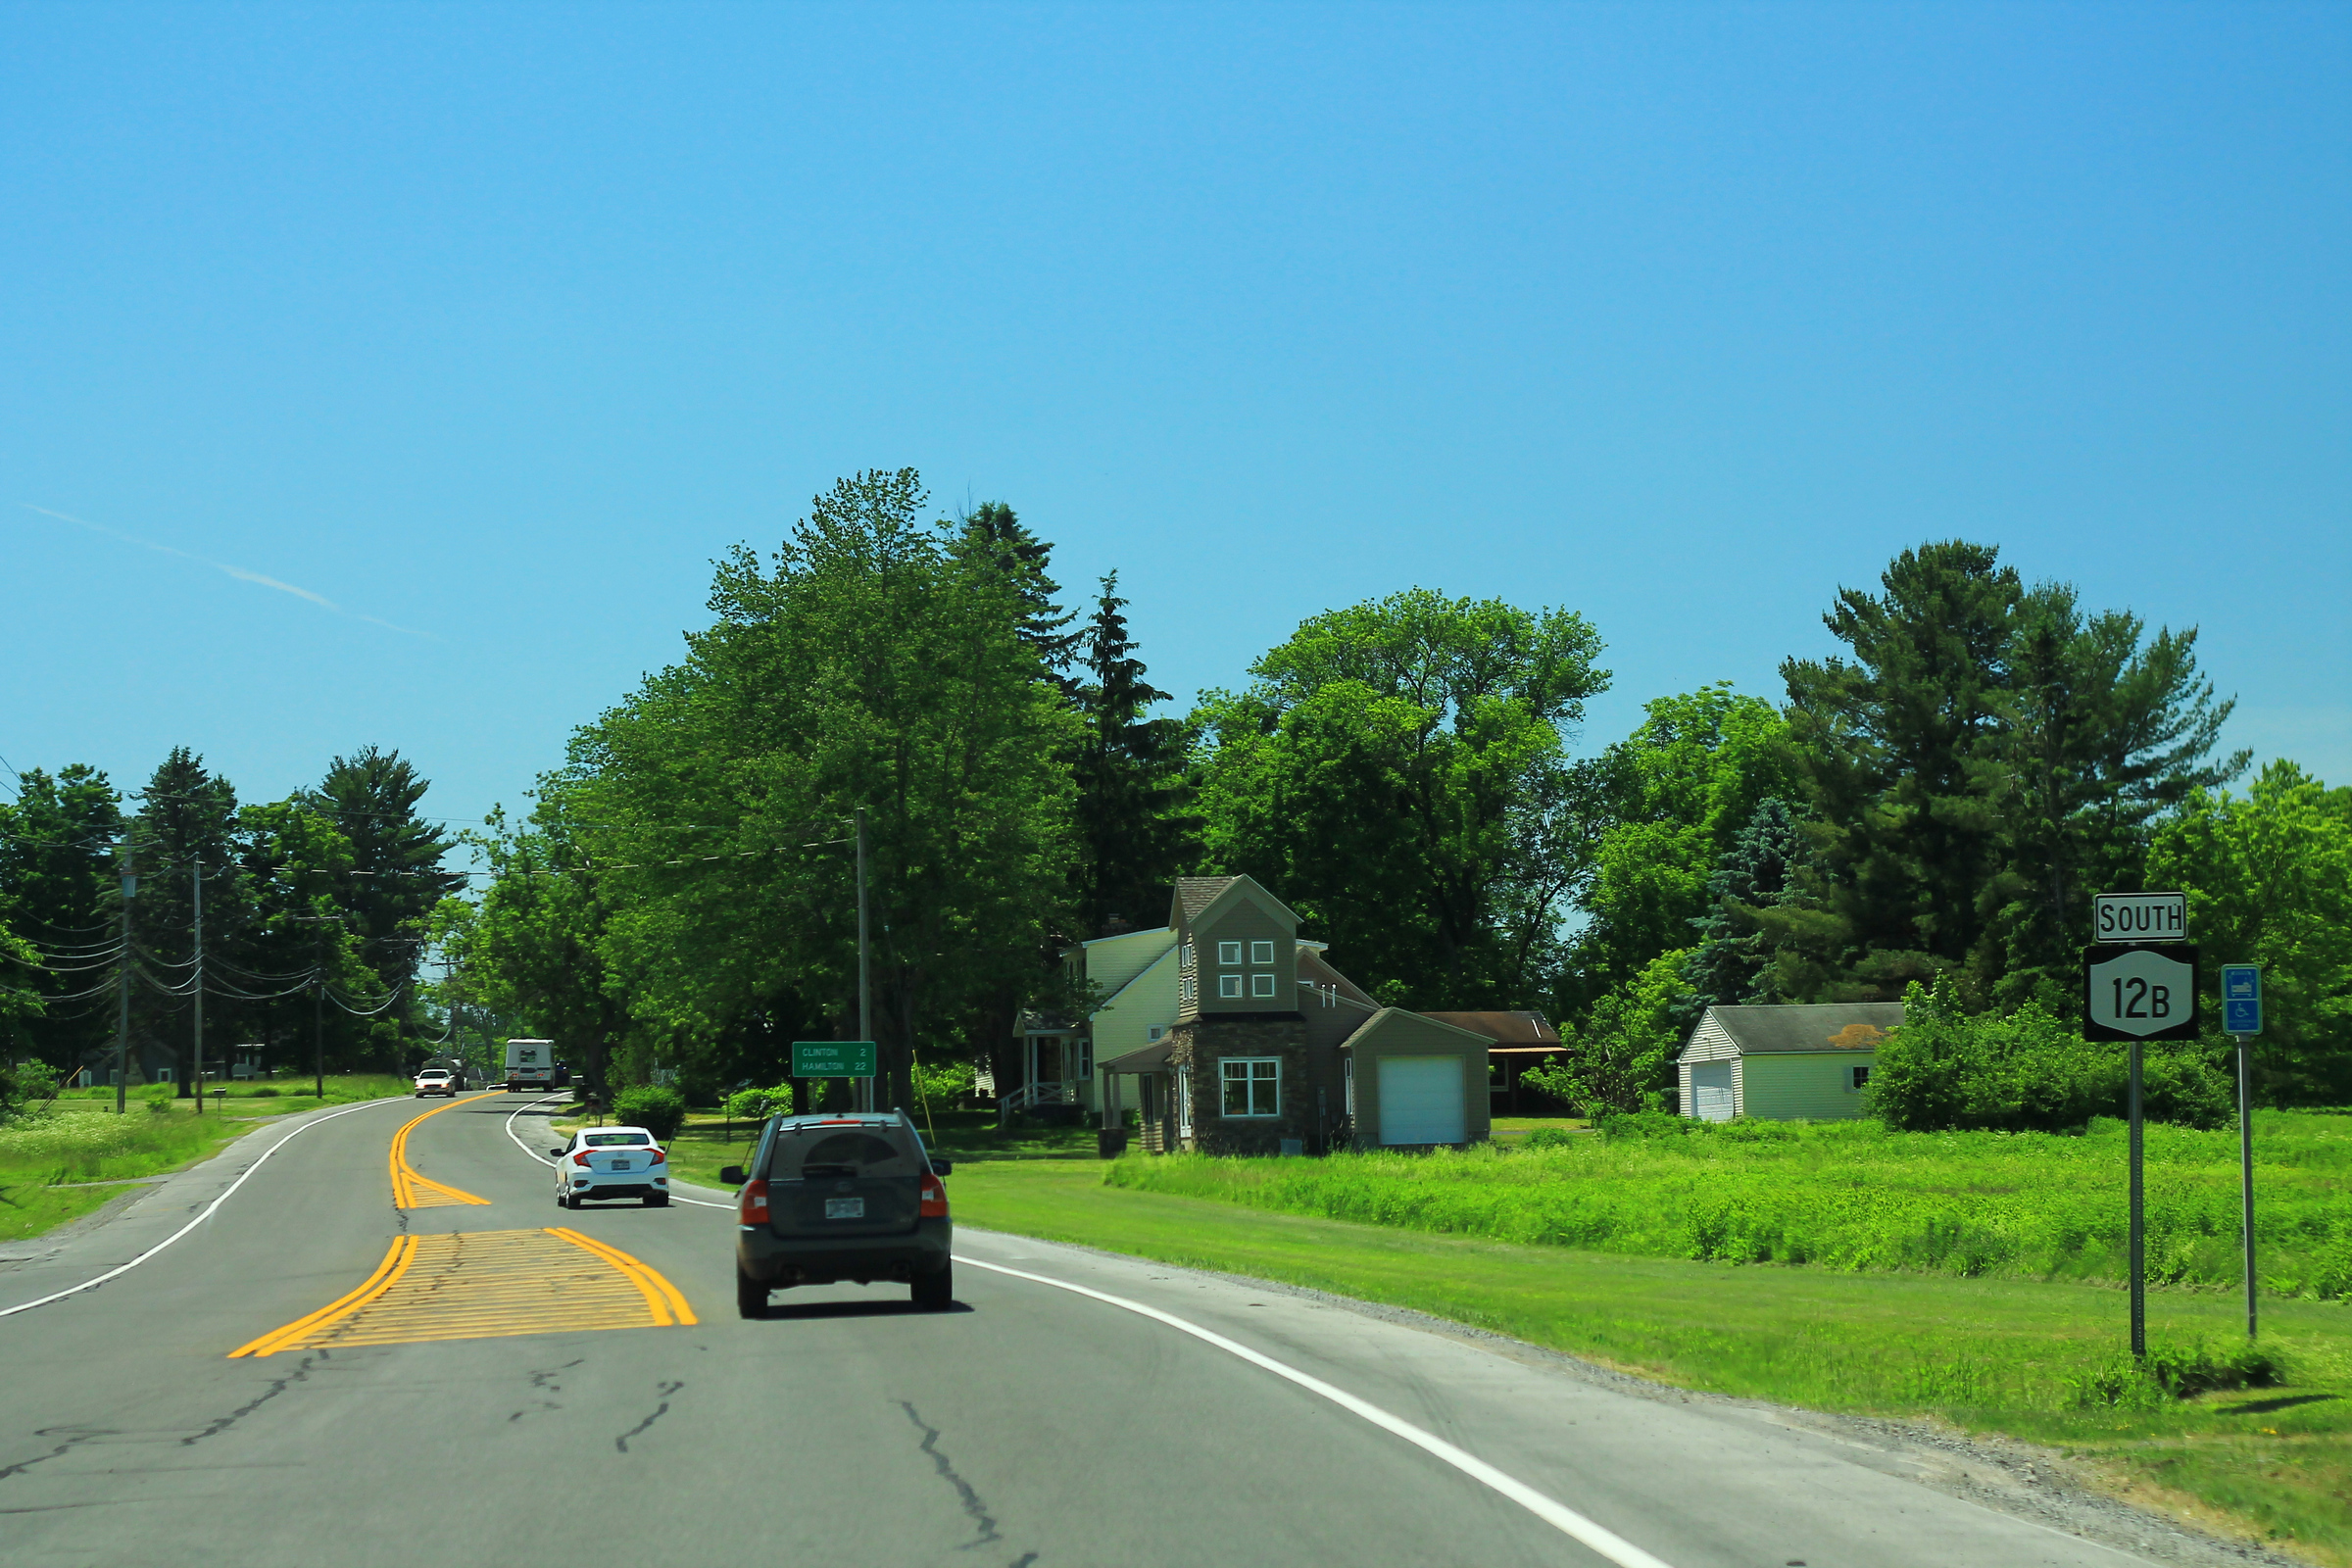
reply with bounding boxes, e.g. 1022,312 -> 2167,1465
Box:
1250,940 -> 1275,964
1221,1057 -> 1281,1117
1218,974 -> 1243,998
1217,941 -> 1243,965
1850,1064 -> 1871,1091
1250,973 -> 1276,998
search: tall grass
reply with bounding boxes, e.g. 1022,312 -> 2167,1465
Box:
1106,1111 -> 2352,1298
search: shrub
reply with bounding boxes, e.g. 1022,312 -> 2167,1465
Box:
1518,1127 -> 1583,1151
613,1085 -> 688,1143
914,1057 -> 977,1107
723,1084 -> 794,1122
250,1086 -> 279,1098
1592,1109 -> 1698,1142
2065,1341 -> 2286,1408
1873,976 -> 2231,1133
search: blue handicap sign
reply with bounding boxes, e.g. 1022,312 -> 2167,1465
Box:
2221,964 -> 2262,1035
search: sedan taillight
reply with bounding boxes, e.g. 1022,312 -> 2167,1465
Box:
571,1151 -> 591,1166
650,1149 -> 665,1164
739,1178 -> 770,1226
919,1173 -> 949,1219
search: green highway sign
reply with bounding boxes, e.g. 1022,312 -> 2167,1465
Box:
792,1040 -> 876,1078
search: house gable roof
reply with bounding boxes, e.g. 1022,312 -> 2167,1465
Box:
1338,1007 -> 1495,1052
1171,874 -> 1300,936
1701,1003 -> 1904,1055
1420,1010 -> 1560,1046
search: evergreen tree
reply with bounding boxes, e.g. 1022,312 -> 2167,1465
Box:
0,765 -> 123,1075
1780,540 -> 2021,999
130,749 -> 242,1093
311,748 -> 464,1062
1684,795 -> 1809,1012
1071,572 -> 1197,936
958,501 -> 1079,682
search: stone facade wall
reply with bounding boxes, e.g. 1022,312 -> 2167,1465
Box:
1167,1015 -> 1315,1155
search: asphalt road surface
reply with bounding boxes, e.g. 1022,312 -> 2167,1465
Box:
1,1093 -> 2160,1568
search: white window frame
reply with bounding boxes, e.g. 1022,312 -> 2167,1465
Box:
1250,940 -> 1275,964
1344,1056 -> 1355,1114
1217,940 -> 1243,966
1218,974 -> 1243,999
1176,1067 -> 1194,1137
1220,1056 -> 1281,1118
1148,1025 -> 1166,1042
1250,973 -> 1276,998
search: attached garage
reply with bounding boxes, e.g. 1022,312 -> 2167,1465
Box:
1340,1008 -> 1491,1151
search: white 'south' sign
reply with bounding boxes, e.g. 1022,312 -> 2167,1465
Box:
2082,944 -> 2199,1042
2092,891 -> 2187,945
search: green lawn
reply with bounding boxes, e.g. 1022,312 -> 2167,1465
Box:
0,1076 -> 412,1243
952,1156 -> 2352,1564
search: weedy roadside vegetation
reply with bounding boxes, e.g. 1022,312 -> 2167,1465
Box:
1107,1110 -> 2352,1298
0,1074 -> 411,1243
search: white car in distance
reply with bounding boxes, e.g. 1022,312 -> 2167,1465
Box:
413,1067 -> 460,1098
552,1126 -> 670,1208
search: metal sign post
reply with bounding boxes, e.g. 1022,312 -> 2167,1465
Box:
2223,963 -> 2263,1340
2084,923 -> 2198,1363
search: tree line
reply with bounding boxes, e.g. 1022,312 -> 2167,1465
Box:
442,472 -> 2350,1117
0,747 -> 466,1089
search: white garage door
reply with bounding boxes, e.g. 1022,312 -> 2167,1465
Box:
1690,1060 -> 1735,1122
1377,1055 -> 1465,1146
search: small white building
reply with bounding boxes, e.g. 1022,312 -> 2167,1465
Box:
1678,1003 -> 1903,1122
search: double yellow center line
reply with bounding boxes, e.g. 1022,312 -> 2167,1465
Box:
389,1097 -> 490,1209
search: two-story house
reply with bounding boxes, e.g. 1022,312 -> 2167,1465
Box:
1064,875 -> 1493,1154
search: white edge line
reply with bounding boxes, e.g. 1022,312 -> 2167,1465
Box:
0,1096 -> 410,1320
955,1253 -> 1678,1568
501,1094 -> 733,1209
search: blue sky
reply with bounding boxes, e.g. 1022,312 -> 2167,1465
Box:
3,3 -> 2345,850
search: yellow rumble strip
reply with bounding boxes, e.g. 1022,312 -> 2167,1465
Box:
389,1099 -> 491,1209
229,1228 -> 696,1357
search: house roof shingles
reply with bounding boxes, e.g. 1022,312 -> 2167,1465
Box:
1709,1002 -> 1904,1054
1174,876 -> 1241,926
1419,1010 -> 1560,1046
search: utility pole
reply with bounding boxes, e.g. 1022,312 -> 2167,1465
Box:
191,859 -> 204,1116
115,847 -> 135,1115
856,807 -> 871,1114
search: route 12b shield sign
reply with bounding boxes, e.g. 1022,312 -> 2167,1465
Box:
2082,944 -> 2199,1042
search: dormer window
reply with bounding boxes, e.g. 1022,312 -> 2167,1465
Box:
1250,941 -> 1275,964
1217,941 -> 1243,966
1218,975 -> 1243,998
1250,974 -> 1276,998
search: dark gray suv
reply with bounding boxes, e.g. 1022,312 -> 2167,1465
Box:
720,1111 -> 954,1317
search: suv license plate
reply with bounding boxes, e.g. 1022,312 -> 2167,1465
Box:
825,1198 -> 865,1220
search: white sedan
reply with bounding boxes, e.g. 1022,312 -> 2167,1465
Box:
413,1068 -> 460,1098
551,1126 -> 671,1208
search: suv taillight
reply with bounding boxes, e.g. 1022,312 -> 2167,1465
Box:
919,1173 -> 948,1219
739,1178 -> 769,1225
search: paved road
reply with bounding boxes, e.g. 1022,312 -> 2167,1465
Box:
0,1094 -> 2154,1568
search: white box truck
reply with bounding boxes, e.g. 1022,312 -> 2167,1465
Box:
504,1039 -> 556,1093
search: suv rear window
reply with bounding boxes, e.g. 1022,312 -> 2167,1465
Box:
767,1126 -> 921,1180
